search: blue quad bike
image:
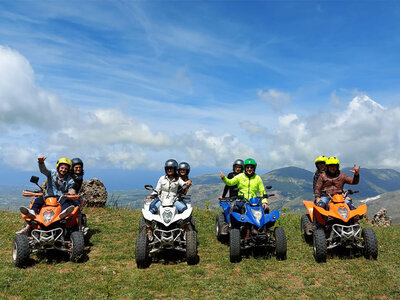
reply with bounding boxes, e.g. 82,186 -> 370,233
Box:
215,190 -> 287,263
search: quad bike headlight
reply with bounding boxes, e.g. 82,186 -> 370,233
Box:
251,209 -> 262,222
338,207 -> 349,219
43,211 -> 55,224
162,210 -> 173,224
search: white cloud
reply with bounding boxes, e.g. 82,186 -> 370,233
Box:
266,95 -> 400,170
184,130 -> 257,168
0,46 -> 71,130
257,88 -> 291,111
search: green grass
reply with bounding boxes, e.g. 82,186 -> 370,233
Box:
1,208 -> 399,299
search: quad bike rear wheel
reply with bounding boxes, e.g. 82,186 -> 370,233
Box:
274,226 -> 287,260
362,228 -> 378,260
215,213 -> 226,242
12,235 -> 30,268
229,228 -> 241,263
313,228 -> 327,263
70,231 -> 85,262
135,232 -> 150,268
301,214 -> 313,244
186,230 -> 198,265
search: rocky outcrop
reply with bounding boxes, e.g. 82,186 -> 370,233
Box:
80,178 -> 107,207
371,208 -> 392,227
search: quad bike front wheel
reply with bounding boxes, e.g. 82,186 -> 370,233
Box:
362,228 -> 378,260
70,231 -> 85,262
135,232 -> 150,269
186,230 -> 198,265
301,214 -> 313,244
215,213 -> 226,242
12,235 -> 30,268
229,228 -> 241,263
313,228 -> 327,263
139,217 -> 146,232
274,226 -> 287,260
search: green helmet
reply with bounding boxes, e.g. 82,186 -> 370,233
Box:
244,158 -> 257,170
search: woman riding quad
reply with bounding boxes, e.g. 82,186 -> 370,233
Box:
314,156 -> 360,210
148,159 -> 192,214
219,159 -> 244,199
220,158 -> 269,214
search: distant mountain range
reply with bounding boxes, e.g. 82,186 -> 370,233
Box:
1,166 -> 399,223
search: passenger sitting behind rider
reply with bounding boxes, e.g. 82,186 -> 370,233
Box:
219,159 -> 244,199
220,158 -> 269,214
314,156 -> 360,210
148,159 -> 192,214
313,155 -> 327,191
178,161 -> 191,195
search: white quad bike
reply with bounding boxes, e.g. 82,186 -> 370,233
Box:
135,185 -> 198,268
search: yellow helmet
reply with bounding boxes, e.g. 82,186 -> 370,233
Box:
326,156 -> 340,169
56,157 -> 72,169
314,155 -> 327,166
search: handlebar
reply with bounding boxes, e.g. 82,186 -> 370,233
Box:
22,190 -> 43,197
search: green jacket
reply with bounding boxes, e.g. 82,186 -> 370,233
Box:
222,173 -> 267,203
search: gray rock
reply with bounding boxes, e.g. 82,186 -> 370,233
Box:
80,178 -> 107,207
371,207 -> 392,227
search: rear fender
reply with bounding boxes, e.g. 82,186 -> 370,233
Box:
303,201 -> 315,222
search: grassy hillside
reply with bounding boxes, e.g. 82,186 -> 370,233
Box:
1,208 -> 399,299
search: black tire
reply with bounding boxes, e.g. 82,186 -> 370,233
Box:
70,231 -> 85,262
186,230 -> 198,265
139,217 -> 146,232
12,235 -> 30,268
362,228 -> 378,260
229,228 -> 241,263
301,214 -> 313,244
215,213 -> 226,242
135,232 -> 150,268
274,227 -> 287,260
313,228 -> 327,263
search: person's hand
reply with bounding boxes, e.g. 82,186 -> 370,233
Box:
218,196 -> 223,200
315,197 -> 322,204
262,203 -> 269,211
38,156 -> 47,163
220,171 -> 225,179
186,180 -> 192,187
350,164 -> 360,175
146,195 -> 153,199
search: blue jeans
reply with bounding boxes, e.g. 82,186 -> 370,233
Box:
32,196 -> 75,214
318,196 -> 353,209
149,198 -> 187,214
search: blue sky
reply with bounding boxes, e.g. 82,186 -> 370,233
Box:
1,1 -> 400,189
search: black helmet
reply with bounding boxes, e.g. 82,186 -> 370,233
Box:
178,162 -> 190,175
164,159 -> 178,173
232,159 -> 244,171
71,157 -> 83,168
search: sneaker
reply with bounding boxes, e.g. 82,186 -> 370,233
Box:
81,226 -> 89,235
59,206 -> 75,219
20,206 -> 36,219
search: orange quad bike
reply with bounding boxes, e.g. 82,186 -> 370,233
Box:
12,176 -> 85,268
301,190 -> 378,263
